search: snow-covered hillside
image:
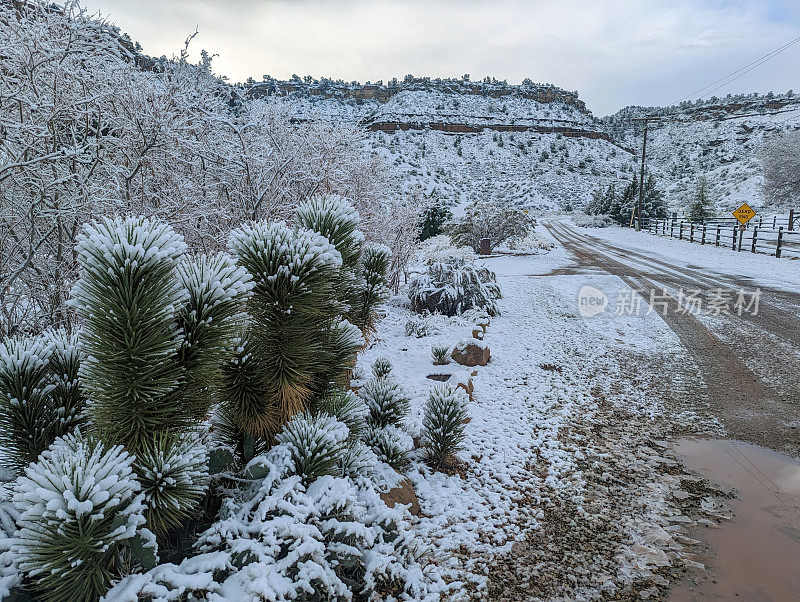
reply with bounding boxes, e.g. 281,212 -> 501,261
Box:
604,93 -> 800,212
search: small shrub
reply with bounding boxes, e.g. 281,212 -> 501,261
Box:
446,200 -> 534,252
408,258 -> 500,317
314,388 -> 368,440
136,432 -> 209,536
275,413 -> 349,485
13,433 -> 148,602
362,424 -> 412,470
404,315 -> 436,338
360,377 -> 410,428
431,343 -> 450,365
421,386 -> 468,468
372,356 -> 393,379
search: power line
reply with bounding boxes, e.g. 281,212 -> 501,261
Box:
674,34 -> 800,105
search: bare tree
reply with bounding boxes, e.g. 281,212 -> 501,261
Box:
761,131 -> 800,208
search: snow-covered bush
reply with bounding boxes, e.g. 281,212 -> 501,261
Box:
431,343 -> 451,365
12,433 -> 149,602
405,315 -> 438,338
363,424 -> 413,470
275,413 -> 349,485
314,388 -> 368,440
446,200 -> 534,252
137,433 -> 209,536
372,356 -> 393,378
224,221 -> 363,441
106,444 -> 441,601
360,377 -> 411,428
44,329 -> 86,435
409,257 -> 500,317
421,386 -> 469,468
351,243 -> 392,338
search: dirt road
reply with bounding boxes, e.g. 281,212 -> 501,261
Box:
543,220 -> 800,457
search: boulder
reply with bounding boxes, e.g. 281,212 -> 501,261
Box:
380,477 -> 421,516
451,338 -> 490,367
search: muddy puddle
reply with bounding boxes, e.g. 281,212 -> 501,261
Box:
670,438 -> 800,600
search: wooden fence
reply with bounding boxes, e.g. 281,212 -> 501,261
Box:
642,210 -> 800,258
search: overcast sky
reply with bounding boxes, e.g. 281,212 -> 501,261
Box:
81,0 -> 800,116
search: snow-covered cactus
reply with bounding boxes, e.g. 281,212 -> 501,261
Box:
136,432 -> 209,536
360,377 -> 410,428
176,254 -> 253,419
421,386 -> 468,468
0,335 -> 56,471
371,356 -> 393,379
275,413 -> 349,485
362,424 -> 413,470
225,221 -> 359,439
408,257 -> 500,317
71,216 -> 189,452
13,433 -> 147,602
351,243 -> 391,337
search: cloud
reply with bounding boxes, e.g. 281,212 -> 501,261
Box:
81,0 -> 800,115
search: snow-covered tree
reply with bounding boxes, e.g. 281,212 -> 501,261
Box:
422,386 -> 469,469
761,132 -> 800,208
447,201 -> 534,253
687,176 -> 716,220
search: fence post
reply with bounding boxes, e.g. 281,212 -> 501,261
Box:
790,209 -> 795,231
701,223 -> 707,245
715,225 -> 720,246
670,221 -> 674,237
732,226 -> 737,250
758,216 -> 763,229
690,222 -> 695,242
776,226 -> 784,258
679,221 -> 684,239
738,227 -> 743,251
751,226 -> 758,253
773,216 -> 777,230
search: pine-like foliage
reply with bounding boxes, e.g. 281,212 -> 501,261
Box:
360,377 -> 410,428
371,356 -> 393,379
136,432 -> 209,536
225,221 -> 360,439
12,433 -> 147,602
421,386 -> 468,468
351,243 -> 391,337
0,335 -> 56,471
295,194 -> 363,270
176,254 -> 252,419
71,216 -> 189,452
275,413 -> 349,486
44,329 -> 86,434
314,388 -> 368,440
431,343 -> 450,365
362,424 -> 412,470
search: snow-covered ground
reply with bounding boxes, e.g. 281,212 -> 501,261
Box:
356,236 -> 729,598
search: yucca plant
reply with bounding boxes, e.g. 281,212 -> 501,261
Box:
431,343 -> 450,365
350,243 -> 391,338
295,194 -> 363,271
71,216 -> 189,452
224,221 -> 360,440
175,254 -> 252,420
362,424 -> 412,470
0,335 -> 57,471
137,432 -> 209,536
314,388 -> 368,440
275,413 -> 349,486
371,356 -> 393,379
12,433 -> 148,602
421,386 -> 468,469
360,377 -> 410,429
45,329 -> 87,433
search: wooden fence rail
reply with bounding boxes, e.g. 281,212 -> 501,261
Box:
643,212 -> 800,259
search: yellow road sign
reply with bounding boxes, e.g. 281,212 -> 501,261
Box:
733,203 -> 756,225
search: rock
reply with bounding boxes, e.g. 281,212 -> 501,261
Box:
451,338 -> 490,367
471,328 -> 484,340
380,477 -> 421,516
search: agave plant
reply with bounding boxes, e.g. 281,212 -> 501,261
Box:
421,386 -> 469,468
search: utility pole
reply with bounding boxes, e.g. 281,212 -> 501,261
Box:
632,117 -> 659,231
